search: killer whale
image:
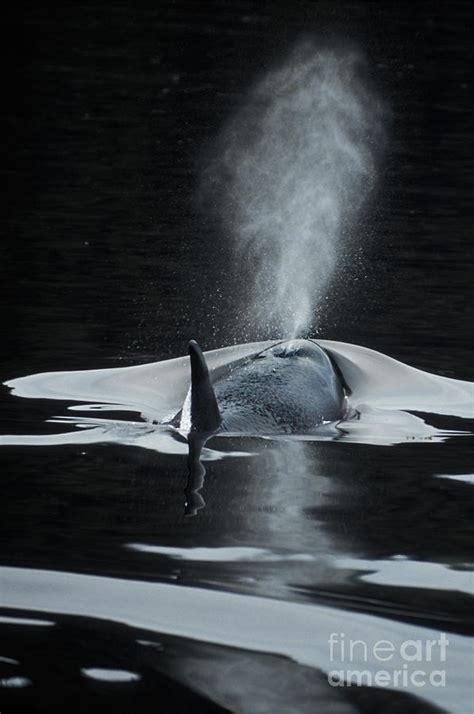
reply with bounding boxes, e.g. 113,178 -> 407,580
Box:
180,338 -> 348,438
177,338 -> 348,515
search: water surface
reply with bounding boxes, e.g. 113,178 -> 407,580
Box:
1,3 -> 473,713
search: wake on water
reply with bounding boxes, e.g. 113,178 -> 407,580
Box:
2,340 -> 472,457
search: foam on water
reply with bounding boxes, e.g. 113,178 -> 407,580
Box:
201,41 -> 386,337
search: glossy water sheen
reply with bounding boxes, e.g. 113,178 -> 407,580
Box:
1,3 -> 473,713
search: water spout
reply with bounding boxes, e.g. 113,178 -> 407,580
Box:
201,41 -> 386,338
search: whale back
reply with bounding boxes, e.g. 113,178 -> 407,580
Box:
185,339 -> 346,436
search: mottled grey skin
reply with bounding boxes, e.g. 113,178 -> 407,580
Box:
213,339 -> 346,434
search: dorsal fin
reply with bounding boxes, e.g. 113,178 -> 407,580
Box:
188,340 -> 221,434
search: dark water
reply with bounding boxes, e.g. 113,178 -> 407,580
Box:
1,3 -> 473,713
